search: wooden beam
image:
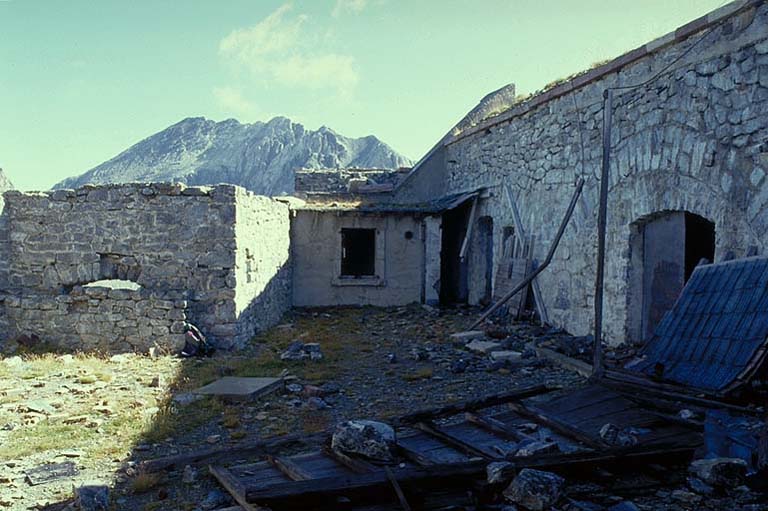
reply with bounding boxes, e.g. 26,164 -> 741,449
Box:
267,455 -> 312,481
414,421 -> 496,459
209,465 -> 267,511
504,184 -> 549,324
603,375 -> 764,416
535,347 -> 593,378
465,412 -> 529,442
140,432 -> 325,473
384,466 -> 412,511
459,196 -> 479,261
393,384 -> 555,426
507,401 -> 608,449
395,444 -> 437,467
322,446 -> 377,474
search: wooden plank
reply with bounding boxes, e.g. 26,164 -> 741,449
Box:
209,465 -> 265,511
504,184 -> 549,323
267,455 -> 312,481
414,421 -> 495,459
384,466 -> 412,511
536,347 -> 593,377
242,443 -> 699,504
393,384 -> 554,425
508,401 -> 608,449
465,412 -> 528,442
395,443 -> 437,467
459,196 -> 478,261
140,432 -> 325,473
244,461 -> 487,503
322,446 -> 377,474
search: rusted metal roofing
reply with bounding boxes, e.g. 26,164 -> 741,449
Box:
627,256 -> 768,393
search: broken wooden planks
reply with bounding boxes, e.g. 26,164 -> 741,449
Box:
140,432 -> 327,473
393,384 -> 555,425
508,400 -> 608,449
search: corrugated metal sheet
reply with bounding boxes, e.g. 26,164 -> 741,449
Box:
627,257 -> 768,393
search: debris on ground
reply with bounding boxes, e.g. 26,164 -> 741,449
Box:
689,457 -> 748,487
73,484 -> 109,511
331,420 -> 397,462
280,340 -> 324,361
503,468 -> 565,510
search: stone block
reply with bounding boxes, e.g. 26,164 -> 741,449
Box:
466,340 -> 502,354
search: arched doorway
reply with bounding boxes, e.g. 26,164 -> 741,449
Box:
628,211 -> 715,343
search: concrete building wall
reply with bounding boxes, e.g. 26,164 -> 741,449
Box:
0,183 -> 291,352
291,210 -> 423,307
397,1 -> 768,344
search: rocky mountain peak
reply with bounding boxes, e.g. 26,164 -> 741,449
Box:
53,117 -> 412,196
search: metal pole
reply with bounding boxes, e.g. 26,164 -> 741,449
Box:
469,178 -> 584,330
592,89 -> 613,378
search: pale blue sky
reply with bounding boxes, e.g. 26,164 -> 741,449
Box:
0,0 -> 725,191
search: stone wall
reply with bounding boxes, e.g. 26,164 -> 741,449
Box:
396,1 -> 768,344
2,285 -> 187,352
233,189 -> 292,345
295,168 -> 411,194
291,210 -> 424,307
0,183 -> 291,352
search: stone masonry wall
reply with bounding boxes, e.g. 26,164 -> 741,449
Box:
0,182 -> 291,352
2,286 -> 188,352
295,168 -> 411,194
400,2 -> 768,344
233,189 -> 292,346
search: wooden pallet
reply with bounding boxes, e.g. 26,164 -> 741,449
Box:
206,384 -> 701,510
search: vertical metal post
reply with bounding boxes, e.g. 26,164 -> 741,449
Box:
593,89 -> 613,378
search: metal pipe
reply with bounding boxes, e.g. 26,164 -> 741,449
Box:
592,89 -> 613,378
469,178 -> 585,330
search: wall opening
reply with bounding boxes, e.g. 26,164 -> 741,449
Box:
340,228 -> 376,277
440,200 -> 472,304
628,211 -> 715,343
684,212 -> 716,280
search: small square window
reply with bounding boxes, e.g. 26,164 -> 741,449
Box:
341,228 -> 375,277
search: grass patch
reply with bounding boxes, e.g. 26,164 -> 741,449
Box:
142,396 -> 225,444
0,421 -> 99,459
402,367 -> 433,382
131,471 -> 163,494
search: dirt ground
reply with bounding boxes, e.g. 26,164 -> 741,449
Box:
0,305 -> 764,511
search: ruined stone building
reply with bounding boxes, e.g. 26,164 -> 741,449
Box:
0,0 -> 766,352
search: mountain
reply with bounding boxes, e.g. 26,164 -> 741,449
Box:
54,117 -> 413,195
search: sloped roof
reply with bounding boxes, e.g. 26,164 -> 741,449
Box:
627,256 -> 768,394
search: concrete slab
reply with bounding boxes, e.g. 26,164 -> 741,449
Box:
490,350 -> 523,362
450,331 -> 486,342
466,340 -> 502,354
193,377 -> 283,402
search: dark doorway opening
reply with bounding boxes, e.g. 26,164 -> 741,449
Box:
440,201 -> 472,305
637,211 -> 715,342
341,228 -> 376,277
684,212 -> 716,281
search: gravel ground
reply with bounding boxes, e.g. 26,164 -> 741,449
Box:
1,305 -> 765,510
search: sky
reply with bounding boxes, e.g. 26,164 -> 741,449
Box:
0,0 -> 727,191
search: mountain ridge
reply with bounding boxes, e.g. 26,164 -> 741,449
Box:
54,116 -> 413,195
